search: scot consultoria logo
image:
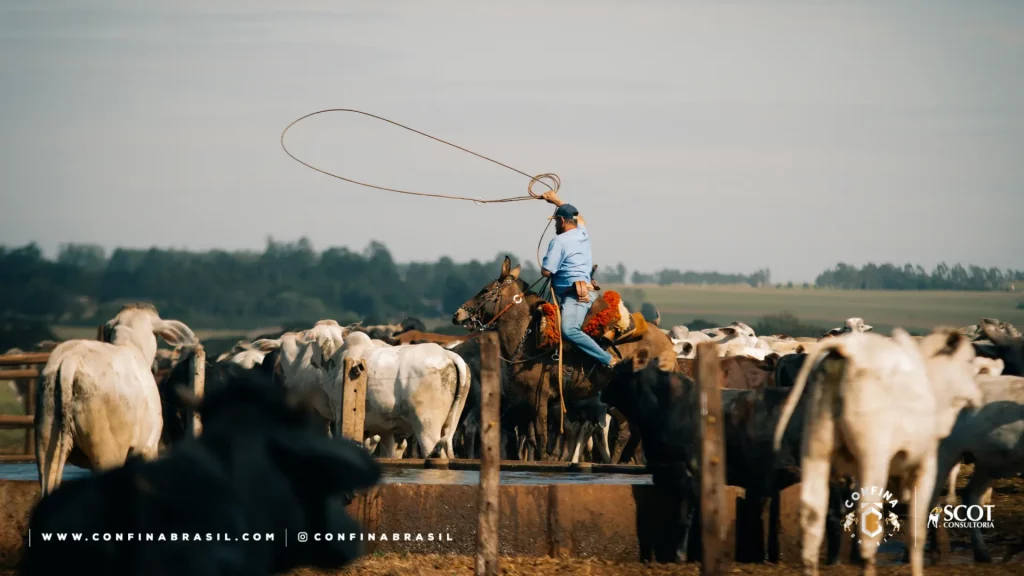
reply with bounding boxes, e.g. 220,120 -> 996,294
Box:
928,504 -> 996,530
842,485 -> 901,545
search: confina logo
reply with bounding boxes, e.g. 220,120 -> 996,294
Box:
842,485 -> 901,545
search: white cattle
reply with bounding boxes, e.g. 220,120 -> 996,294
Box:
668,325 -> 690,340
701,321 -> 758,347
719,338 -> 771,361
932,374 -> 1024,561
299,319 -> 346,359
772,328 -> 982,576
253,333 -> 335,434
215,340 -> 255,363
35,304 -> 198,494
364,434 -> 409,458
220,348 -> 266,369
766,339 -> 810,356
564,413 -> 612,464
942,356 -> 1005,508
244,319 -> 350,434
334,332 -> 470,459
673,332 -> 712,359
821,317 -> 873,338
971,356 -> 1005,376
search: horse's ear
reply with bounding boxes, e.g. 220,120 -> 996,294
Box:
501,256 -> 512,278
509,264 -> 521,280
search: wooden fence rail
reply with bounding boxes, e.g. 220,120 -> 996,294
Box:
0,351 -> 52,456
0,353 -> 52,366
0,415 -> 34,429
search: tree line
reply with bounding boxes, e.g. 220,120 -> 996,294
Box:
1,239 -> 1020,330
814,262 -> 1023,291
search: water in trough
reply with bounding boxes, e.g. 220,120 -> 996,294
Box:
0,463 -> 653,485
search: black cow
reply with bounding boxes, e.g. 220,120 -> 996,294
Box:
449,336 -> 520,460
774,352 -> 808,389
547,396 -> 612,463
977,323 -> 1024,376
158,347 -> 282,448
602,350 -> 842,564
21,363 -> 380,576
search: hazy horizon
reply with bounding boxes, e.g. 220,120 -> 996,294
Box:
2,0 -> 1022,283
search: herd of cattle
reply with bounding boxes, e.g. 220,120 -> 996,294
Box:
2,302 -> 1024,575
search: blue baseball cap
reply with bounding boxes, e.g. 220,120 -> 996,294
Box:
548,204 -> 579,220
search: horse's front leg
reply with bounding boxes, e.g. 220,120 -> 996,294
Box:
535,395 -> 550,461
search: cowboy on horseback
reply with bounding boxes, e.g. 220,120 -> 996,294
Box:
539,190 -> 618,369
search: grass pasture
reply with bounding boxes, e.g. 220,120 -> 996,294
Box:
609,284 -> 1024,334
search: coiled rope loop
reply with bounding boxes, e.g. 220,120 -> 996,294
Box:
280,108 -> 559,204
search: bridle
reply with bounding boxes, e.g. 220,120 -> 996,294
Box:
460,277 -> 525,333
459,277 -> 553,365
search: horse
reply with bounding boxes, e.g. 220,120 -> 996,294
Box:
452,256 -> 676,460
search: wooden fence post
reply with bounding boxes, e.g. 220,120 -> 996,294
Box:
24,377 -> 36,456
188,345 -> 206,437
696,342 -> 728,576
340,357 -> 367,442
96,324 -> 106,342
476,331 -> 500,576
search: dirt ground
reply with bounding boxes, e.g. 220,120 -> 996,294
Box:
292,553 -> 1024,576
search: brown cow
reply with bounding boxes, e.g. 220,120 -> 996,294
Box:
675,354 -> 779,390
388,330 -> 479,347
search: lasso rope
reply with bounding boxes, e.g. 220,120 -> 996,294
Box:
281,108 -> 568,436
280,108 -> 560,205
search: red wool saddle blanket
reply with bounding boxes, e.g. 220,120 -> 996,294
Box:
535,290 -> 647,351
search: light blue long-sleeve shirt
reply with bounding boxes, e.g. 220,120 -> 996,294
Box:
541,226 -> 593,292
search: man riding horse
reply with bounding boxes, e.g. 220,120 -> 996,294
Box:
539,190 -> 617,370
451,193 -> 676,460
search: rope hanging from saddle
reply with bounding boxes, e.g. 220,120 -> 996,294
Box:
281,108 -> 569,435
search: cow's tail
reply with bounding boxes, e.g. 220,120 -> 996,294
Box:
36,352 -> 77,495
438,350 -> 472,459
771,339 -> 847,454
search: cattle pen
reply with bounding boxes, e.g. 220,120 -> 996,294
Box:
0,351 -> 50,459
1,337 -> 1023,574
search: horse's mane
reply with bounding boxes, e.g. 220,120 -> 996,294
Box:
516,277 -> 546,308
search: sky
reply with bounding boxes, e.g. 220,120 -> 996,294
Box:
0,0 -> 1022,283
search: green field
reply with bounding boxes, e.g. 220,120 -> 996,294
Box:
606,284 -> 1024,334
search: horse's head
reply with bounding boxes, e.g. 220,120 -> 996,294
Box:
452,256 -> 527,331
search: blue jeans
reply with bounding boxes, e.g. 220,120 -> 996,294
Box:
558,293 -> 614,366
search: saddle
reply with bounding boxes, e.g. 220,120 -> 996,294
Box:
533,266 -> 648,353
